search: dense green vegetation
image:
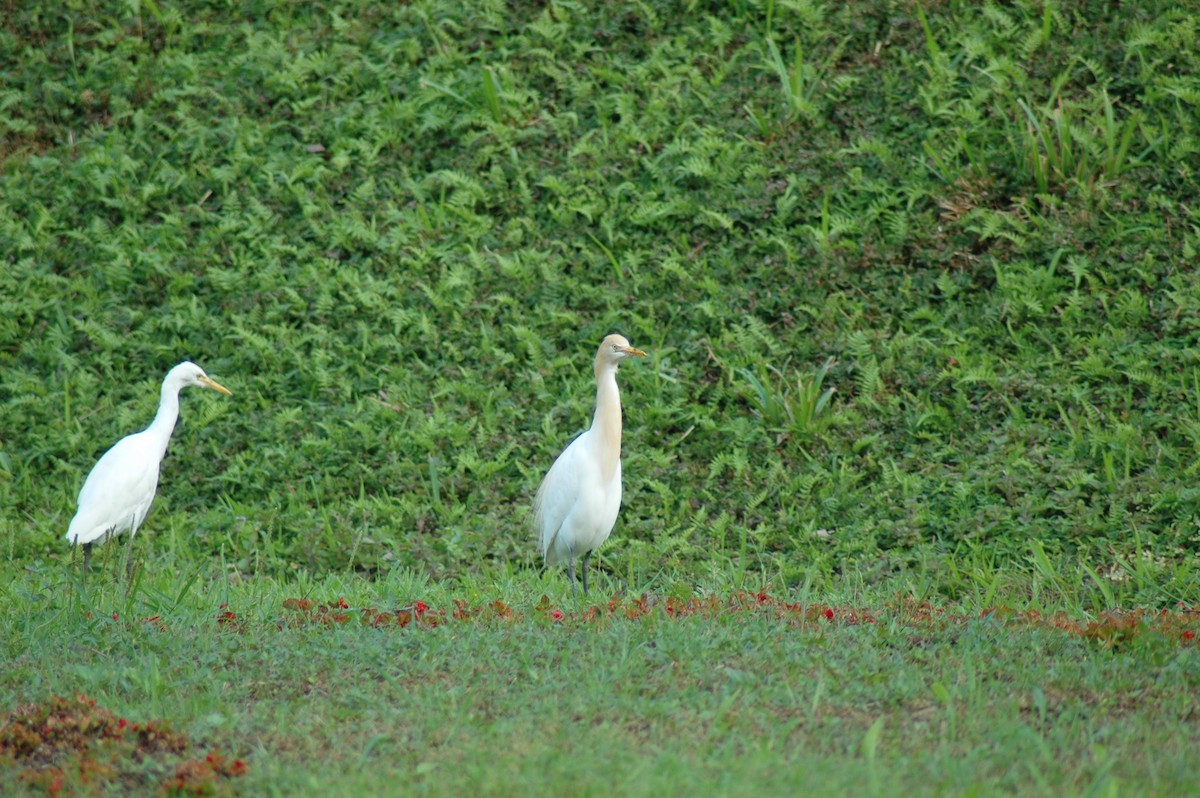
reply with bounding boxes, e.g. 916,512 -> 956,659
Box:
3,0 -> 1200,794
4,0 -> 1200,586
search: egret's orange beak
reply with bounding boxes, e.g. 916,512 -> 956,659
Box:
621,346 -> 648,357
199,376 -> 233,396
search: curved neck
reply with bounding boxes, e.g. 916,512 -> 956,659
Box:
590,361 -> 623,481
145,378 -> 183,454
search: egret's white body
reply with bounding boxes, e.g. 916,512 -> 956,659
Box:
534,334 -> 646,595
66,361 -> 231,575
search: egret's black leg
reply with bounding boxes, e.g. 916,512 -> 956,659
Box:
581,551 -> 591,596
82,542 -> 92,585
124,533 -> 138,582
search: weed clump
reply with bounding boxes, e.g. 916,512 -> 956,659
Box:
0,695 -> 247,796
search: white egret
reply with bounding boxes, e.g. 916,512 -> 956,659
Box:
533,333 -> 647,597
66,361 -> 232,579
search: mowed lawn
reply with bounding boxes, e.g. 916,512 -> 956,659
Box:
2,569 -> 1199,796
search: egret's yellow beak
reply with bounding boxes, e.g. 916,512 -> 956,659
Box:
621,346 -> 648,357
200,376 -> 233,396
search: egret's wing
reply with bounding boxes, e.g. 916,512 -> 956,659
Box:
67,432 -> 163,544
533,433 -> 586,561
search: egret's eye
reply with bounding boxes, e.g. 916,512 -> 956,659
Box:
612,344 -> 619,351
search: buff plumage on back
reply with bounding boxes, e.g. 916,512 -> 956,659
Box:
533,334 -> 647,596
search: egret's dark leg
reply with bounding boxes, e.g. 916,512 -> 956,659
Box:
82,542 -> 92,584
124,532 -> 138,582
568,558 -> 578,600
99,534 -> 115,580
581,551 -> 591,596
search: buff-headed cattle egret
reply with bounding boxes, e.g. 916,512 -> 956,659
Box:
66,361 -> 232,579
533,333 -> 647,597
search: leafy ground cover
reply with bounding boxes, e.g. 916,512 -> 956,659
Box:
3,0 -> 1200,794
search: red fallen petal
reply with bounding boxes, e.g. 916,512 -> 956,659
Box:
1184,631 -> 1196,640
824,608 -> 835,620
338,597 -> 349,609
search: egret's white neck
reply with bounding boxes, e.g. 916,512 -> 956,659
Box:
145,377 -> 184,455
591,360 -> 623,482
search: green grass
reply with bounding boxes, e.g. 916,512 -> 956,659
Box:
3,0 -> 1200,794
3,569 -> 1199,797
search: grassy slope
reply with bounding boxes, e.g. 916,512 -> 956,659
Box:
2,0 -> 1200,794
1,0 -> 1198,587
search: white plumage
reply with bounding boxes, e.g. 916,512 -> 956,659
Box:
66,361 -> 231,577
533,334 -> 646,596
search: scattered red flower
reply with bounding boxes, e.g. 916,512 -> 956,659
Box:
216,605 -> 242,631
259,594 -> 1200,650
